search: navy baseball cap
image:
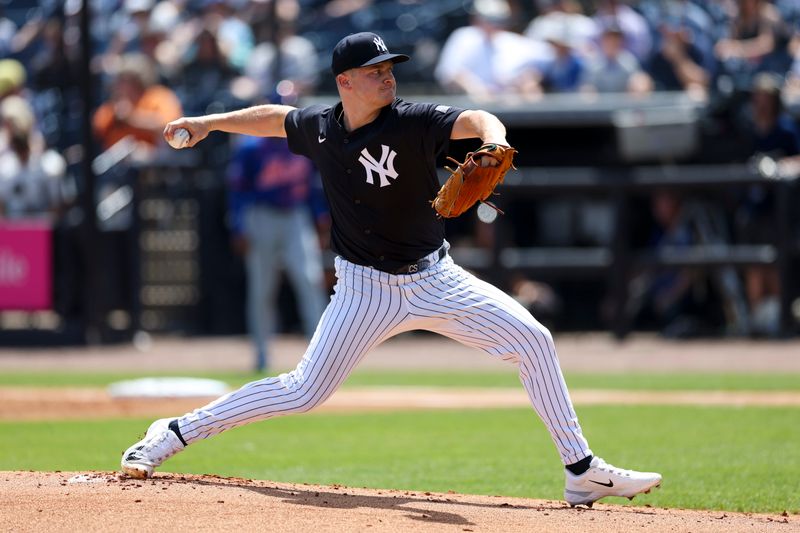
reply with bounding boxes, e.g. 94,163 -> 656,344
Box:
331,32 -> 410,76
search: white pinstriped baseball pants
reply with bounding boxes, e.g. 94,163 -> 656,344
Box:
177,249 -> 593,465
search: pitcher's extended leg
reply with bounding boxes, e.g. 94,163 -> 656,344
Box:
121,258 -> 409,477
403,258 -> 660,506
179,262 -> 408,443
404,257 -> 591,464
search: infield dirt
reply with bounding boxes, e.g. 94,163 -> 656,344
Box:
1,471 -> 796,533
2,387 -> 800,420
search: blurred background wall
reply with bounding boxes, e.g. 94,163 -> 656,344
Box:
1,0 -> 799,346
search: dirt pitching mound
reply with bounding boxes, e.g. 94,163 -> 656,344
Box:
0,471 -> 794,533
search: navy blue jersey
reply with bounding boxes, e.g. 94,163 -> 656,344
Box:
285,98 -> 463,271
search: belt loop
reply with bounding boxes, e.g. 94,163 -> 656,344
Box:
388,242 -> 449,275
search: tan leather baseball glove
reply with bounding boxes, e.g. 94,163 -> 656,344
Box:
431,143 -> 517,218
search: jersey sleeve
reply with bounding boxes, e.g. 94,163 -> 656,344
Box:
284,105 -> 326,158
404,102 -> 465,157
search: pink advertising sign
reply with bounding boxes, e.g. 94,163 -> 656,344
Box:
0,220 -> 52,310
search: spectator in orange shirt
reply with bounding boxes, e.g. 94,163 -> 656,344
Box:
93,53 -> 182,152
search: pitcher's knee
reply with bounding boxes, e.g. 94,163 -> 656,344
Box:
519,319 -> 553,345
277,369 -> 333,414
293,382 -> 336,413
278,368 -> 307,392
294,394 -> 328,413
516,321 -> 557,360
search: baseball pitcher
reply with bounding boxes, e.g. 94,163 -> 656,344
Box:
121,32 -> 661,507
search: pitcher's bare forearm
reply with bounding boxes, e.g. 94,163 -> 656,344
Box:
164,105 -> 296,147
451,109 -> 508,146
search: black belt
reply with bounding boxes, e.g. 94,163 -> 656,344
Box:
388,246 -> 447,275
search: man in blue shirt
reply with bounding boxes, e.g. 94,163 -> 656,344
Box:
227,135 -> 328,371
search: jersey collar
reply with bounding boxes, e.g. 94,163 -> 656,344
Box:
329,99 -> 397,137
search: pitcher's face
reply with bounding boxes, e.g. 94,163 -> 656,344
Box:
343,61 -> 397,108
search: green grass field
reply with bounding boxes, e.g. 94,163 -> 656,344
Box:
1,405 -> 799,513
1,369 -> 800,391
1,369 -> 798,514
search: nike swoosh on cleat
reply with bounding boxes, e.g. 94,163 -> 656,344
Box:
589,479 -> 614,487
125,445 -> 144,461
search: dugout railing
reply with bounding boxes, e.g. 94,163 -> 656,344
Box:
448,163 -> 799,338
2,162 -> 796,345
2,92 -> 799,344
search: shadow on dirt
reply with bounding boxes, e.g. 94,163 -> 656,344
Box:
141,473 -> 660,527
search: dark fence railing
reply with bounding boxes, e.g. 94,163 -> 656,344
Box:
448,164 -> 798,338
1,93 -> 798,344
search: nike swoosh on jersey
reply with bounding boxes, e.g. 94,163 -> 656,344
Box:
318,135 -> 326,143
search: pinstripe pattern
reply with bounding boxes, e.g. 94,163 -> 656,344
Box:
402,256 -> 591,464
176,249 -> 591,464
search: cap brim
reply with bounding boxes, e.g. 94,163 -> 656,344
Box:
360,53 -> 410,68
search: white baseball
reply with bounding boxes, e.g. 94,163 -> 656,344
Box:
168,128 -> 191,149
477,202 -> 498,224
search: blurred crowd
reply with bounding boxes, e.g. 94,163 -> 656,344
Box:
436,0 -> 800,101
1,0 -> 799,154
1,0 -> 799,339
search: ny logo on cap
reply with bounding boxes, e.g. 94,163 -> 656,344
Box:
373,36 -> 388,54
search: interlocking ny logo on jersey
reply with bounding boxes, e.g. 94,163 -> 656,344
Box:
373,36 -> 388,53
359,145 -> 398,187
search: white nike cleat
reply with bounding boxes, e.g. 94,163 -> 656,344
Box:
120,418 -> 185,479
564,456 -> 662,507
